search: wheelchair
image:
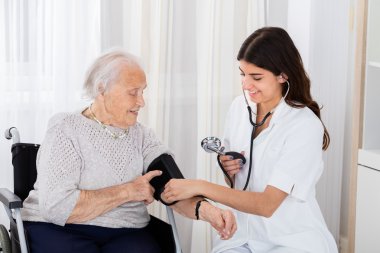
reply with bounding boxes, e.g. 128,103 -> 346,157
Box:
0,127 -> 182,253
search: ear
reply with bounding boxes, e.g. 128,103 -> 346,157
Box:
97,84 -> 105,97
278,73 -> 288,83
94,88 -> 105,104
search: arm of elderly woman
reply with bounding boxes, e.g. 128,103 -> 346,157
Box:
160,194 -> 236,240
67,170 -> 162,223
137,127 -> 237,237
67,171 -> 237,240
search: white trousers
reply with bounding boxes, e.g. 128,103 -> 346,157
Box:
219,243 -> 307,253
220,244 -> 252,253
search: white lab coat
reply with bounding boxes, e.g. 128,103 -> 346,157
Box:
212,96 -> 338,253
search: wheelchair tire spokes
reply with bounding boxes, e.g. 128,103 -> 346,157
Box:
0,224 -> 11,253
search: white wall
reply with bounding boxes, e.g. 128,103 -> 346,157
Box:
308,0 -> 352,244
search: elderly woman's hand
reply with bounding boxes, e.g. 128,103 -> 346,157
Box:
163,179 -> 202,202
199,202 -> 237,240
126,170 -> 162,205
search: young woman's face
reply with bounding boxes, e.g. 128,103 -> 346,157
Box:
101,65 -> 146,128
239,60 -> 284,106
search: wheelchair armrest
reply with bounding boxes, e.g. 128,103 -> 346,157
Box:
0,188 -> 22,209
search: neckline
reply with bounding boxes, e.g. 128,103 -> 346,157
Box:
78,108 -> 134,133
250,98 -> 287,126
91,105 -> 129,139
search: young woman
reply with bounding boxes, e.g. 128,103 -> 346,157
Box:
163,27 -> 338,253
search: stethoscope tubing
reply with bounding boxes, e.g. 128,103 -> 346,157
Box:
218,108 -> 271,190
239,81 -> 289,190
217,154 -> 235,188
243,109 -> 271,190
220,81 -> 289,190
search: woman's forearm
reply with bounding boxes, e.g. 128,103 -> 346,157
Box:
169,197 -> 201,220
161,194 -> 217,221
66,170 -> 160,224
167,195 -> 237,239
198,180 -> 287,218
67,184 -> 129,223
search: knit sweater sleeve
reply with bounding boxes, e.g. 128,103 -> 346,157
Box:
141,125 -> 172,173
37,116 -> 82,226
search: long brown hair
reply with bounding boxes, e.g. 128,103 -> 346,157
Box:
237,27 -> 330,150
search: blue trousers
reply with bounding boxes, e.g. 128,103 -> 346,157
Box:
24,221 -> 161,253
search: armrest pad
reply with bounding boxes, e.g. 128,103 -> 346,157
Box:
0,188 -> 22,209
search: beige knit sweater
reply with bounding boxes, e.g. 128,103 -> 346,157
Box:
21,112 -> 169,228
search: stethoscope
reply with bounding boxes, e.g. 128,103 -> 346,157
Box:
201,79 -> 290,190
238,93 -> 273,190
239,79 -> 290,190
218,89 -> 274,190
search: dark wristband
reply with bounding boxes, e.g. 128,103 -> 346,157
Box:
195,199 -> 208,220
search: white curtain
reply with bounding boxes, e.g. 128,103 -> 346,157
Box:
0,0 -> 100,225
0,1 -> 262,253
190,1 -> 264,252
101,1 -> 264,252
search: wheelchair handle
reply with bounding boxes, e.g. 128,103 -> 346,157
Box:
4,127 -> 20,144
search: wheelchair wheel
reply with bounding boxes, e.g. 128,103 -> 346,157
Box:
0,224 -> 11,253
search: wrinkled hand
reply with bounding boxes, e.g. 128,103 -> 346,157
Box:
219,151 -> 245,178
163,179 -> 201,202
200,203 -> 237,240
127,170 -> 162,205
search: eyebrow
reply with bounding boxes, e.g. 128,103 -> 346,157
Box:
128,84 -> 147,90
238,67 -> 263,76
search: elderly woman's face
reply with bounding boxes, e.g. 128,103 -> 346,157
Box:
101,65 -> 146,128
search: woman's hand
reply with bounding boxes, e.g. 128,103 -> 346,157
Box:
219,151 -> 245,178
163,179 -> 202,202
127,170 -> 162,205
199,202 -> 237,240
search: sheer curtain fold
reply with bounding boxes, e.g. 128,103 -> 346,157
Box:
143,0 -> 175,226
0,0 -> 101,227
191,1 -> 264,252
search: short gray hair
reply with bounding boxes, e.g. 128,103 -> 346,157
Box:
83,50 -> 143,99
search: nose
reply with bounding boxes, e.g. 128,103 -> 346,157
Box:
137,94 -> 145,107
241,81 -> 253,91
241,76 -> 253,90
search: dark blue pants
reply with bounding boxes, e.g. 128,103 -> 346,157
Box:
24,221 -> 161,253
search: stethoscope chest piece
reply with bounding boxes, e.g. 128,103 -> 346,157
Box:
201,137 -> 246,163
201,136 -> 246,188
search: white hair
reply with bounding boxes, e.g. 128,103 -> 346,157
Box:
83,50 -> 143,99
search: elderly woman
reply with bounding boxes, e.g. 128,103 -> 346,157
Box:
21,51 -> 236,253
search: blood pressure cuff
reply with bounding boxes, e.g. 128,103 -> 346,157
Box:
147,153 -> 184,205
